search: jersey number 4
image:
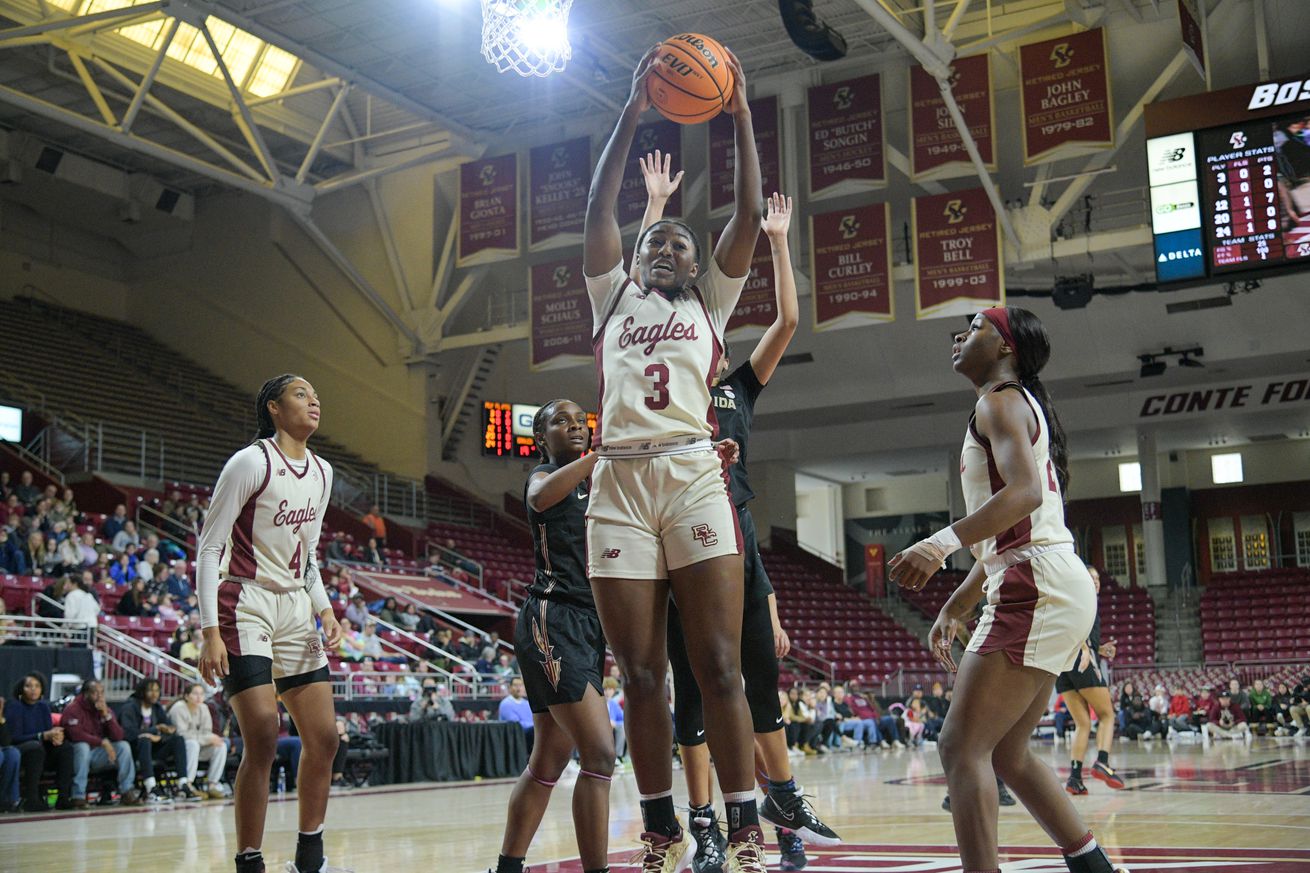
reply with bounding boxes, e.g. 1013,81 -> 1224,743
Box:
644,364 -> 670,411
288,542 -> 303,579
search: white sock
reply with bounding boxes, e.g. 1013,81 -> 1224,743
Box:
639,788 -> 673,801
1068,835 -> 1099,858
143,777 -> 156,793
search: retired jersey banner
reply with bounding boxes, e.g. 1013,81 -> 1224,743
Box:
807,74 -> 886,199
809,203 -> 893,332
1178,0 -> 1205,80
913,188 -> 1003,320
457,152 -> 518,266
529,256 -> 591,371
619,120 -> 682,231
1019,28 -> 1114,165
529,136 -> 590,250
709,95 -> 781,216
910,54 -> 995,181
712,229 -> 777,337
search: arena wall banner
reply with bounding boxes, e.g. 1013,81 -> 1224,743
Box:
809,203 -> 893,332
618,119 -> 682,231
1019,28 -> 1114,165
909,54 -> 996,182
352,570 -> 514,617
528,136 -> 590,250
912,187 -> 1003,320
807,73 -> 886,200
528,255 -> 591,371
709,95 -> 782,216
711,228 -> 776,337
457,152 -> 519,267
1178,0 -> 1205,80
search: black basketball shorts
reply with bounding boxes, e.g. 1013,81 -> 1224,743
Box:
513,595 -> 607,714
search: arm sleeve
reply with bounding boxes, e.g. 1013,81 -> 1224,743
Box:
302,460 -> 333,617
584,262 -> 628,333
196,447 -> 266,629
699,256 -> 749,337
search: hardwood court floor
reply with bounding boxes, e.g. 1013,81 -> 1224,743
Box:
5,736 -> 1310,872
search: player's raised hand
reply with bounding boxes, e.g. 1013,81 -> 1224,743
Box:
627,45 -> 661,114
722,47 -> 748,117
762,193 -> 792,238
639,150 -> 684,202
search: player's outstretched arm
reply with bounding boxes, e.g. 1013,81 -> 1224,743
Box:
712,48 -> 763,279
585,46 -> 660,279
630,150 -> 684,282
526,453 -> 600,513
750,193 -> 799,385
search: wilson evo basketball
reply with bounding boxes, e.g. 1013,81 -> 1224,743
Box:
647,33 -> 734,124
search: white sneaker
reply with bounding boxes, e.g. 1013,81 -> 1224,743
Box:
285,861 -> 354,873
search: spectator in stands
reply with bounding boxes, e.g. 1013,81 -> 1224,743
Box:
111,520 -> 141,553
813,685 -> 838,750
1274,681 -> 1302,736
603,677 -> 627,764
497,677 -> 534,747
848,680 -> 902,748
377,597 -> 400,625
76,532 -> 98,568
101,504 -> 128,540
832,685 -> 878,749
1192,686 -> 1216,732
6,672 -> 73,811
1116,681 -> 1137,733
1204,690 -> 1253,745
474,646 -> 498,681
360,621 -> 385,660
135,548 -> 161,594
36,575 -> 70,618
165,560 -> 191,600
0,528 -> 23,574
785,687 -> 821,754
494,652 -> 515,681
1148,684 -> 1170,726
0,691 -> 19,812
397,603 -> 421,632
1165,686 -> 1195,736
0,471 -> 9,501
115,578 -> 151,617
57,488 -> 79,524
63,679 -> 143,808
117,678 -> 191,803
1292,678 -> 1310,738
169,683 -> 230,798
109,553 -> 135,586
1247,679 -> 1277,736
1122,693 -> 1158,740
361,504 -> 387,547
362,537 -> 384,567
455,629 -> 481,662
49,522 -> 79,571
22,531 -> 52,577
409,681 -> 455,722
925,682 -> 949,740
326,532 -> 349,563
345,594 -> 370,629
336,618 -> 365,661
13,472 -> 39,508
904,686 -> 932,744
157,593 -> 181,623
63,573 -> 101,629
171,628 -> 201,665
1227,678 -> 1249,713
148,563 -> 172,602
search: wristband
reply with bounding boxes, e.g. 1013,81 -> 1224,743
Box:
915,525 -> 962,568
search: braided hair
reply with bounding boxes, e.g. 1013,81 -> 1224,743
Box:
254,374 -> 302,441
1004,307 -> 1070,497
531,399 -> 571,460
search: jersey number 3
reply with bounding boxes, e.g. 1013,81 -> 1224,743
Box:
644,364 -> 670,411
288,542 -> 303,579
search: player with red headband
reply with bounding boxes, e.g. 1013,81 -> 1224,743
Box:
889,307 -> 1128,873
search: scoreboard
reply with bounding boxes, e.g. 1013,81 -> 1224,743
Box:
1145,74 -> 1310,286
482,401 -> 597,459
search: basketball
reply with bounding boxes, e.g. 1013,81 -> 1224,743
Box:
646,33 -> 734,124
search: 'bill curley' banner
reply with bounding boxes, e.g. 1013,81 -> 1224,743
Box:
618,120 -> 682,230
809,203 -> 893,332
529,256 -> 591,371
457,152 -> 519,266
709,95 -> 782,216
913,187 -> 1003,320
909,53 -> 996,182
807,73 -> 886,199
1019,27 -> 1114,165
712,228 -> 777,337
529,136 -> 590,250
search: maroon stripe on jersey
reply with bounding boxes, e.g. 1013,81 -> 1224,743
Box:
310,451 -> 327,500
267,438 -> 310,479
228,443 -> 271,579
217,579 -> 243,656
691,288 -> 723,440
590,278 -> 631,449
983,439 -> 1033,552
973,560 -> 1039,666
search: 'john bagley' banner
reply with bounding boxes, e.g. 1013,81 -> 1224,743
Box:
1138,376 -> 1310,418
457,152 -> 518,267
1019,27 -> 1114,165
529,255 -> 591,371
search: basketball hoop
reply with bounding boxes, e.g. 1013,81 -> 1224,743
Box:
480,0 -> 575,78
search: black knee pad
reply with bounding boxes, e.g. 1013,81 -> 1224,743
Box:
668,603 -> 706,747
740,595 -> 783,735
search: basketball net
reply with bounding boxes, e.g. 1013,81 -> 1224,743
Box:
480,0 -> 574,77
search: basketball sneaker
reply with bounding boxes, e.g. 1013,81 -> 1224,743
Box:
283,861 -> 354,872
630,830 -> 697,873
689,807 -> 728,873
724,826 -> 767,873
1089,761 -> 1125,789
760,788 -> 841,846
997,783 -> 1017,806
778,829 -> 808,870
1065,775 -> 1088,795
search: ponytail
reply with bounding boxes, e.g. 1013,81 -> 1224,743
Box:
254,374 -> 301,441
1004,308 -> 1070,498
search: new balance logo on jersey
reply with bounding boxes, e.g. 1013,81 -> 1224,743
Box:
601,548 -> 622,559
692,524 -> 718,547
618,313 -> 699,356
273,498 -> 317,534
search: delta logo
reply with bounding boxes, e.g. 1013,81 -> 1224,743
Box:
1158,247 -> 1202,262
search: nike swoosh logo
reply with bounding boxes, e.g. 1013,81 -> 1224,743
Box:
696,729 -> 705,737
776,716 -> 784,724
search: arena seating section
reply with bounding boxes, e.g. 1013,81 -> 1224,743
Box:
1201,569 -> 1310,663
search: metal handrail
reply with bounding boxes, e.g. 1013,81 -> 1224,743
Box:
134,503 -> 197,560
2,613 -> 94,648
1,433 -> 65,486
424,541 -> 486,589
330,670 -> 496,701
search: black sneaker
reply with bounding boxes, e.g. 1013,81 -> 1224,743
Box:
997,783 -> 1017,806
689,807 -> 727,873
146,786 -> 174,805
1065,775 -> 1089,796
941,795 -> 951,811
760,788 -> 841,846
777,829 -> 808,871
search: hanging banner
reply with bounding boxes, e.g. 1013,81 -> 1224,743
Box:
529,256 -> 591,371
711,229 -> 777,337
1019,28 -> 1115,165
913,188 -> 1003,320
864,544 -> 886,599
1178,0 -> 1205,80
618,120 -> 683,231
807,73 -> 886,200
709,95 -> 782,216
457,152 -> 518,266
529,136 -> 590,250
909,54 -> 996,181
809,203 -> 893,332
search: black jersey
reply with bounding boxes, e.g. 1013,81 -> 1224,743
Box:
1088,611 -> 1101,654
524,463 -> 593,611
711,360 -> 765,507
